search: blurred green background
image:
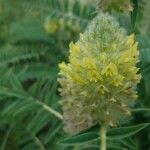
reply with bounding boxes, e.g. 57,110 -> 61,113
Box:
0,0 -> 149,150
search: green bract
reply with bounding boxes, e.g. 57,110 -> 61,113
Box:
58,13 -> 141,134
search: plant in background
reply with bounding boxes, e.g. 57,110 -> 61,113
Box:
0,0 -> 95,149
97,0 -> 133,12
44,17 -> 59,34
58,12 -> 141,149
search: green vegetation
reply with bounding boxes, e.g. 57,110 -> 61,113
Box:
0,0 -> 149,150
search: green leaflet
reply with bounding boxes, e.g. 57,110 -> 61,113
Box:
27,109 -> 52,134
107,123 -> 150,139
44,120 -> 63,144
119,137 -> 137,150
59,123 -> 149,146
77,124 -> 100,135
59,132 -> 99,146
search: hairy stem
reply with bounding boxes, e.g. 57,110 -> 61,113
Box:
100,124 -> 107,150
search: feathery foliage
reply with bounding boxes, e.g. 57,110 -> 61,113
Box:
0,0 -> 149,150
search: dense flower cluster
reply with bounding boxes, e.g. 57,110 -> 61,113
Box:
58,13 -> 141,134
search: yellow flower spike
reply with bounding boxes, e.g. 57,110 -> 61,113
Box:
102,63 -> 118,76
111,75 -> 124,87
69,42 -> 80,55
58,13 -> 141,134
130,42 -> 138,57
83,58 -> 96,69
89,75 -> 97,82
59,62 -> 67,73
98,85 -> 108,94
88,70 -> 101,82
70,74 -> 85,85
127,34 -> 135,46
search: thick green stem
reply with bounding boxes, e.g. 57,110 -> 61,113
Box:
100,125 -> 107,150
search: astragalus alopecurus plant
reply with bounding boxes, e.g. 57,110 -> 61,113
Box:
58,13 -> 141,150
